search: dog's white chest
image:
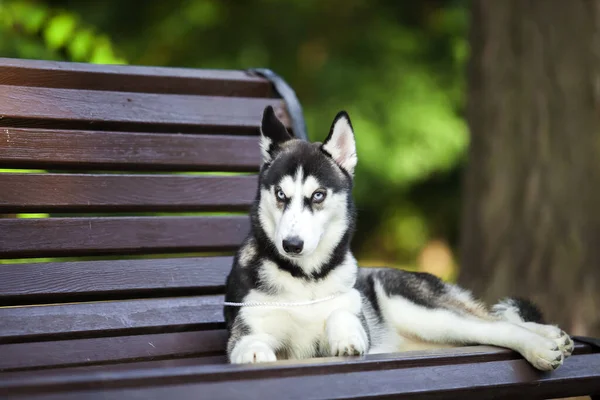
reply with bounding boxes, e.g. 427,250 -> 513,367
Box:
240,289 -> 362,359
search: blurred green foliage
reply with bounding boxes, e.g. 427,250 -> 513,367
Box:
0,0 -> 125,63
0,0 -> 469,274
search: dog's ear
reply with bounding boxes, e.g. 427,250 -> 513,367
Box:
322,111 -> 357,176
260,106 -> 292,164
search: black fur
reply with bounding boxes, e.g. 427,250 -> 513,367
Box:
223,107 -> 568,368
259,141 -> 351,194
261,105 -> 292,160
509,297 -> 545,324
223,238 -> 261,330
354,270 -> 383,322
224,109 -> 358,331
356,268 -> 448,311
251,140 -> 357,282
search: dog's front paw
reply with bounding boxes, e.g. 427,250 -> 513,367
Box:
329,333 -> 368,356
230,340 -> 277,364
326,309 -> 369,357
521,336 -> 565,371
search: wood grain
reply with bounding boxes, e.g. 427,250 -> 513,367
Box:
0,330 -> 228,371
0,257 -> 232,304
0,174 -> 258,213
0,85 -> 290,132
0,295 -> 226,344
0,128 -> 261,171
0,216 -> 250,258
0,57 -> 272,97
1,353 -> 599,399
0,334 -> 590,373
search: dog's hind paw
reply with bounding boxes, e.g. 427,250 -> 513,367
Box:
521,322 -> 575,358
559,332 -> 575,357
521,337 -> 565,371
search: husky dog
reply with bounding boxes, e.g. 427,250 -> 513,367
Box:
223,106 -> 574,371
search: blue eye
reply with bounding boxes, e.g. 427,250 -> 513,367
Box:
312,190 -> 326,203
276,188 -> 286,201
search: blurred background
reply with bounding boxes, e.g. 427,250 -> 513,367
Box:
1,0 -> 598,336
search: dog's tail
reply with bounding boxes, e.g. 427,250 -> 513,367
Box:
491,297 -> 545,324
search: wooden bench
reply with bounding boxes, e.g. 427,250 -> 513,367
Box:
0,57 -> 599,400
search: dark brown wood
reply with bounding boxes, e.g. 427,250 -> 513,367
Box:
0,128 -> 261,172
1,353 -> 599,399
0,295 -> 225,344
0,57 -> 272,97
0,333 -> 590,374
0,216 -> 250,258
0,330 -> 228,371
0,85 -> 290,132
0,257 -> 232,304
0,343 -> 592,379
1,354 -> 228,376
0,174 -> 258,213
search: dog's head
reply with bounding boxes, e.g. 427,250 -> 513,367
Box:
252,106 -> 357,273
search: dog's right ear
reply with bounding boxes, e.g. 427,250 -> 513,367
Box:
260,106 -> 292,164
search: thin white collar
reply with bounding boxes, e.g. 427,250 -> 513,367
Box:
222,291 -> 346,308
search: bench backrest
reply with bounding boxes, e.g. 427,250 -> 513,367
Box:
0,57 -> 295,370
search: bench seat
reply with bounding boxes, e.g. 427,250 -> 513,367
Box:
0,57 -> 599,400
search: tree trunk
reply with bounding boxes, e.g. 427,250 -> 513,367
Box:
460,0 -> 600,336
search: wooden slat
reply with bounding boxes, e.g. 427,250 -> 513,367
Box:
0,295 -> 225,344
0,330 -> 228,371
0,85 -> 290,132
0,332 -> 590,373
1,353 -> 599,399
0,216 -> 249,258
0,128 -> 261,171
0,174 -> 258,213
0,57 -> 272,97
0,257 -> 232,304
0,353 -> 228,376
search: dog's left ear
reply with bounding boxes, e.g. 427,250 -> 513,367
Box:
322,111 -> 357,176
260,106 -> 292,164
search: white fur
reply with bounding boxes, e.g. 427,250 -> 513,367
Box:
491,298 -> 523,323
322,116 -> 357,176
238,238 -> 257,267
493,299 -> 574,357
374,284 -> 565,371
326,309 -> 368,356
230,334 -> 277,364
258,166 -> 350,275
259,135 -> 273,164
276,167 -> 322,256
232,256 -> 362,362
230,108 -> 573,371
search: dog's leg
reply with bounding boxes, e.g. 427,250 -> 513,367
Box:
492,298 -> 575,358
326,309 -> 369,356
383,295 -> 565,371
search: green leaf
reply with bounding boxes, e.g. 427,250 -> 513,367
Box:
67,28 -> 94,61
43,12 -> 78,50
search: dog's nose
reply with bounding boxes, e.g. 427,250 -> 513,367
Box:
282,237 -> 304,254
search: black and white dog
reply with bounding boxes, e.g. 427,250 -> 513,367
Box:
224,106 -> 574,371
